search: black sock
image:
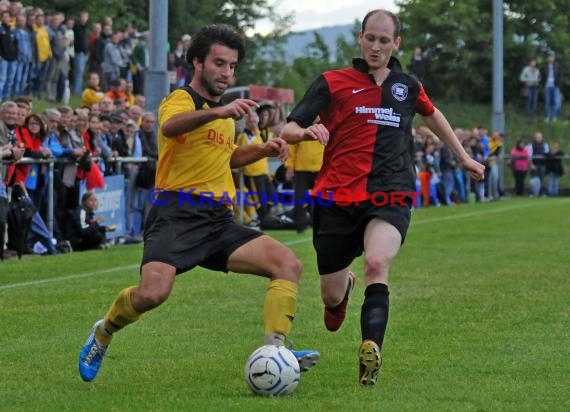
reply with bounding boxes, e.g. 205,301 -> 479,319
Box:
360,283 -> 389,349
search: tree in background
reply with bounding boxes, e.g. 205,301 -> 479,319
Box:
397,0 -> 570,104
30,0 -> 570,107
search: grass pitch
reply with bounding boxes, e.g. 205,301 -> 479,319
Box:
1,197 -> 569,411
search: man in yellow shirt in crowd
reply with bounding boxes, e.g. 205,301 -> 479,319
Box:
81,72 -> 105,109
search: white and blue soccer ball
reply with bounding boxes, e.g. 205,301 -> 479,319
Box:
244,345 -> 300,396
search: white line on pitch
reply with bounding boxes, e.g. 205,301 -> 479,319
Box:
0,265 -> 139,291
1,199 -> 566,291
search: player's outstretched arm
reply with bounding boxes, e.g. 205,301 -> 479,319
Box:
281,121 -> 329,146
230,137 -> 288,168
162,98 -> 259,137
422,108 -> 485,180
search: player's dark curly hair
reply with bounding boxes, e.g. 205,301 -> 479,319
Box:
186,24 -> 246,68
361,9 -> 400,38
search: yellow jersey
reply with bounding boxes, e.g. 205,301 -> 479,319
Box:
235,129 -> 268,177
285,140 -> 324,172
156,89 -> 237,201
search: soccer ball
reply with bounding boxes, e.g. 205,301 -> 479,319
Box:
244,345 -> 300,396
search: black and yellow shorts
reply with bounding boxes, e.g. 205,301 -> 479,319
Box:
312,198 -> 412,274
142,192 -> 262,274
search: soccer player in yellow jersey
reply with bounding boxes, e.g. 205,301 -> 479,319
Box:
78,24 -> 319,383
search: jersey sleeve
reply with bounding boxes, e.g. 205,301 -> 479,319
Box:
287,75 -> 331,128
158,89 -> 195,126
414,83 -> 435,116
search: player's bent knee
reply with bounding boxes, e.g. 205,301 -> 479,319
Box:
135,286 -> 171,311
272,251 -> 302,283
364,256 -> 390,277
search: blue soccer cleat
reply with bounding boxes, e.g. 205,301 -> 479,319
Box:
79,320 -> 110,382
290,349 -> 320,372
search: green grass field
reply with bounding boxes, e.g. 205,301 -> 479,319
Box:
1,198 -> 569,411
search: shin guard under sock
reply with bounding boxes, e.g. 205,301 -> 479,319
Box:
360,283 -> 390,349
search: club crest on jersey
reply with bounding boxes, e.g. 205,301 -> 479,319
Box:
391,83 -> 408,101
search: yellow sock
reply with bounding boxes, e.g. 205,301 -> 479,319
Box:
263,279 -> 298,338
95,286 -> 141,345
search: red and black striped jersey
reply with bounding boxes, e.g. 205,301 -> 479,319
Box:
287,57 -> 435,202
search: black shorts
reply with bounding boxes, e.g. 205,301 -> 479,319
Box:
142,192 -> 262,274
312,198 -> 412,274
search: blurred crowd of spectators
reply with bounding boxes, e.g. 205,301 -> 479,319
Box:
0,1 -> 567,260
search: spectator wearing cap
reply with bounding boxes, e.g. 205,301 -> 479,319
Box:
257,102 -> 276,142
181,33 -> 194,84
105,78 -> 127,105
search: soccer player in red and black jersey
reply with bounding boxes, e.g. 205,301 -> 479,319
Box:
282,9 -> 485,386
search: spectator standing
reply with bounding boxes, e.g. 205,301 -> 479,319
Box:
285,138 -> 324,233
45,13 -> 65,102
103,31 -> 122,88
24,10 -> 38,95
235,110 -> 276,223
173,40 -> 186,88
527,131 -> 549,197
0,101 -> 24,187
13,13 -> 32,97
407,46 -> 425,82
129,111 -> 154,222
131,33 -> 148,95
541,52 -> 562,122
545,142 -> 564,196
180,33 -> 193,84
73,11 -> 89,94
19,114 -> 51,206
0,10 -> 18,101
257,102 -> 276,143
439,145 -> 456,205
487,131 -> 503,201
519,58 -> 540,115
134,111 -> 157,220
118,26 -> 133,81
510,139 -> 530,196
32,9 -> 51,99
58,35 -> 72,104
88,23 -> 104,83
62,18 -> 75,86
1,129 -> 25,248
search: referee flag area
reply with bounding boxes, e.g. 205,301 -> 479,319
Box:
1,197 -> 568,411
